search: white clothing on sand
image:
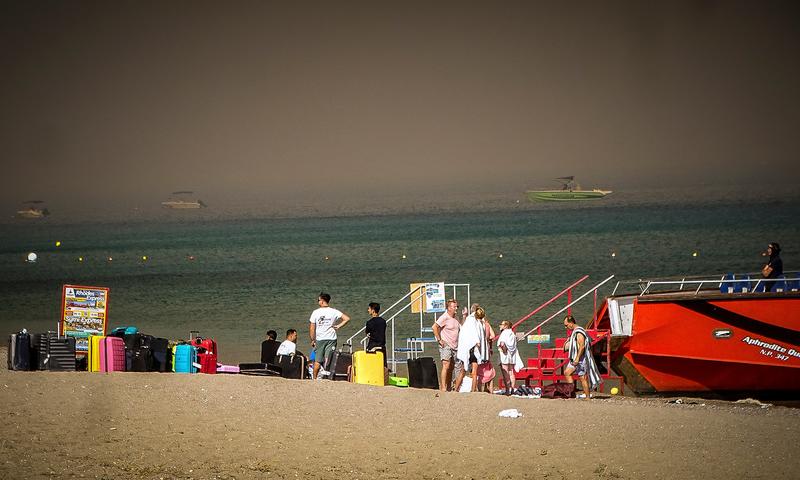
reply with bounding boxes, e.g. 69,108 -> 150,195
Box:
309,307 -> 342,341
456,314 -> 485,367
276,339 -> 296,356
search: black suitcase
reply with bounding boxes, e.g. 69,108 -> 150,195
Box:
276,354 -> 305,379
29,334 -> 42,371
326,350 -> 351,381
420,357 -> 439,389
407,358 -> 424,388
129,347 -> 152,372
11,332 -> 31,371
238,362 -> 282,376
38,332 -> 76,371
149,338 -> 170,372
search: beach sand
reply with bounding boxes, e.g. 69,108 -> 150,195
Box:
2,348 -> 799,480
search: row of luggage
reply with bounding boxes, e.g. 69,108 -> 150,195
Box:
8,328 -> 220,374
10,330 -> 439,389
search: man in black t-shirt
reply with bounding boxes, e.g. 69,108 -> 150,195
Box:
261,329 -> 280,364
365,302 -> 388,380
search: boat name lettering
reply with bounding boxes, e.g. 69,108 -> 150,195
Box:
741,336 -> 787,354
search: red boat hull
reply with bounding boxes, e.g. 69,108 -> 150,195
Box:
606,294 -> 800,394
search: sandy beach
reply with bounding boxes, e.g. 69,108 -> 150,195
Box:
1,348 -> 799,480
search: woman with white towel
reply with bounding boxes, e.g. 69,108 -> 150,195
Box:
497,320 -> 521,395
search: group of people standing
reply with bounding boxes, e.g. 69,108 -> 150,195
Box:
267,292 -> 599,399
432,299 -> 522,394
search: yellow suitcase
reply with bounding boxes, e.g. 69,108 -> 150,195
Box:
351,350 -> 384,386
88,335 -> 106,372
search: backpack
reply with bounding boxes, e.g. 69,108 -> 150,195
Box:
541,382 -> 575,399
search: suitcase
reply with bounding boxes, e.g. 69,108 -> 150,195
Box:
9,332 -> 31,371
149,338 -> 170,372
217,364 -> 240,374
407,358 -> 423,388
125,334 -> 153,372
100,337 -> 126,372
199,338 -> 217,356
420,357 -> 439,389
326,350 -> 352,381
38,332 -> 76,371
29,333 -> 42,371
197,352 -> 217,374
351,351 -> 384,386
173,344 -> 197,373
408,357 -> 438,389
7,334 -> 14,370
88,335 -> 105,372
110,326 -> 138,337
276,354 -> 305,379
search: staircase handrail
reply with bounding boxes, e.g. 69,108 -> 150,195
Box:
520,275 -> 616,338
345,284 -> 424,347
511,275 -> 589,330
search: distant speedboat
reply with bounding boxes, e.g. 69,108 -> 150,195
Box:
161,191 -> 207,209
15,200 -> 50,218
525,176 -> 612,201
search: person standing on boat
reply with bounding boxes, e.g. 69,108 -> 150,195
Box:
761,242 -> 783,292
432,299 -> 460,392
309,292 -> 351,379
562,315 -> 601,399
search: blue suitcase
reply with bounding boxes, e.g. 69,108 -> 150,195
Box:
174,344 -> 197,373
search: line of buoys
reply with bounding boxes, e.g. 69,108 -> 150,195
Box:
22,254 -> 207,262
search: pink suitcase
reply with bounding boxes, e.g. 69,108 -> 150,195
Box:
216,363 -> 240,374
100,337 -> 126,372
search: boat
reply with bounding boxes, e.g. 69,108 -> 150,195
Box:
597,274 -> 800,396
513,272 -> 800,397
161,191 -> 207,209
15,200 -> 50,219
525,176 -> 612,201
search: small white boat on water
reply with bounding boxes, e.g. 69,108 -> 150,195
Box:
161,191 -> 207,209
15,200 -> 50,219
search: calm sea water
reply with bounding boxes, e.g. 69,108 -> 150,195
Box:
2,186 -> 799,363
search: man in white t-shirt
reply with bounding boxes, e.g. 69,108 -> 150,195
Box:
276,329 -> 298,356
309,292 -> 351,379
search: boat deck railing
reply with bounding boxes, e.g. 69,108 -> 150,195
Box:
611,271 -> 800,297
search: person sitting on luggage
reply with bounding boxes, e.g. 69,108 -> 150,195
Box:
261,329 -> 281,364
365,302 -> 388,384
277,329 -> 298,356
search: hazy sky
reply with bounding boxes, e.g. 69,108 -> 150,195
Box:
2,1 -> 799,207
